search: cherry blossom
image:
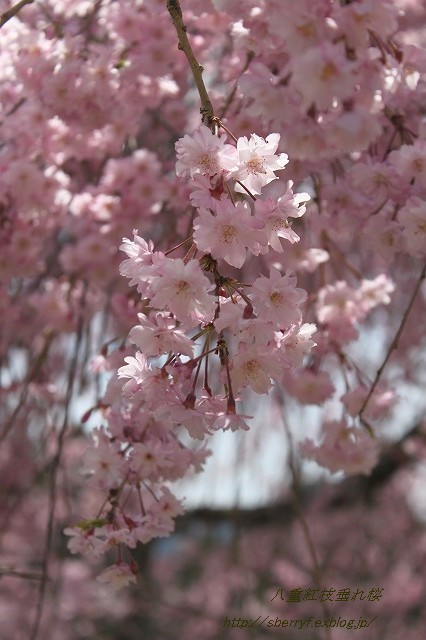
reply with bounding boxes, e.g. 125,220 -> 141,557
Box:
128,312 -> 195,358
175,124 -> 238,178
279,323 -> 318,369
300,420 -> 380,476
148,258 -> 216,327
283,369 -> 335,406
233,132 -> 289,195
250,267 -> 307,328
96,562 -> 137,590
231,346 -> 282,395
289,42 -> 357,110
192,200 -> 267,268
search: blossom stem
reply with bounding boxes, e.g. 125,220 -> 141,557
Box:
164,236 -> 193,256
203,335 -> 212,396
189,338 -> 207,395
183,242 -> 197,263
215,119 -> 238,143
225,181 -> 236,205
137,485 -> 146,516
226,281 -> 252,307
235,180 -> 257,201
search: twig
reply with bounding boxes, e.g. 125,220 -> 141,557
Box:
359,260 -> 426,431
166,0 -> 215,126
0,0 -> 34,28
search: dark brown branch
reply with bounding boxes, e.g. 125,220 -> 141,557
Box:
0,567 -> 46,581
0,0 -> 34,28
166,0 -> 215,126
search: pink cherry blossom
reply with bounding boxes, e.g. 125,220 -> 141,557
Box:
193,200 -> 267,268
388,142 -> 426,190
231,346 -> 282,394
289,42 -> 357,110
128,312 -> 195,358
300,420 -> 380,476
233,132 -> 288,195
175,124 -> 238,179
212,411 -> 252,432
96,562 -> 137,590
356,275 -> 395,317
283,369 -> 335,405
341,386 -> 397,420
119,230 -> 164,294
250,267 -> 307,328
279,323 -> 317,369
149,258 -> 216,327
316,281 -> 360,326
84,429 -> 125,490
64,527 -> 107,559
118,351 -> 152,397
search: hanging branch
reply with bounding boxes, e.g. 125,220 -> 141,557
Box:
359,260 -> 426,432
166,0 -> 215,126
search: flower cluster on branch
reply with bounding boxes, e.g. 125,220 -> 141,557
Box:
1,0 -> 426,602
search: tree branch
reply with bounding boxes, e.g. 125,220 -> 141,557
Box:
0,0 -> 34,28
166,0 -> 215,126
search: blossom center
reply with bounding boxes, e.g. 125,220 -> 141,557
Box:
296,22 -> 315,38
220,225 -> 238,243
412,158 -> 424,173
271,217 -> 286,232
320,62 -> 338,81
176,280 -> 191,294
198,153 -> 219,173
270,291 -> 283,307
246,156 -> 266,175
243,359 -> 260,380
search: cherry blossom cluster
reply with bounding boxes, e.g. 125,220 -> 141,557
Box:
65,123 -> 320,584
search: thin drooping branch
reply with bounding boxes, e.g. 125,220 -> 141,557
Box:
220,50 -> 254,119
0,330 -> 55,443
279,399 -> 332,640
0,0 -> 34,28
359,260 -> 426,431
166,0 -> 215,125
30,289 -> 87,640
